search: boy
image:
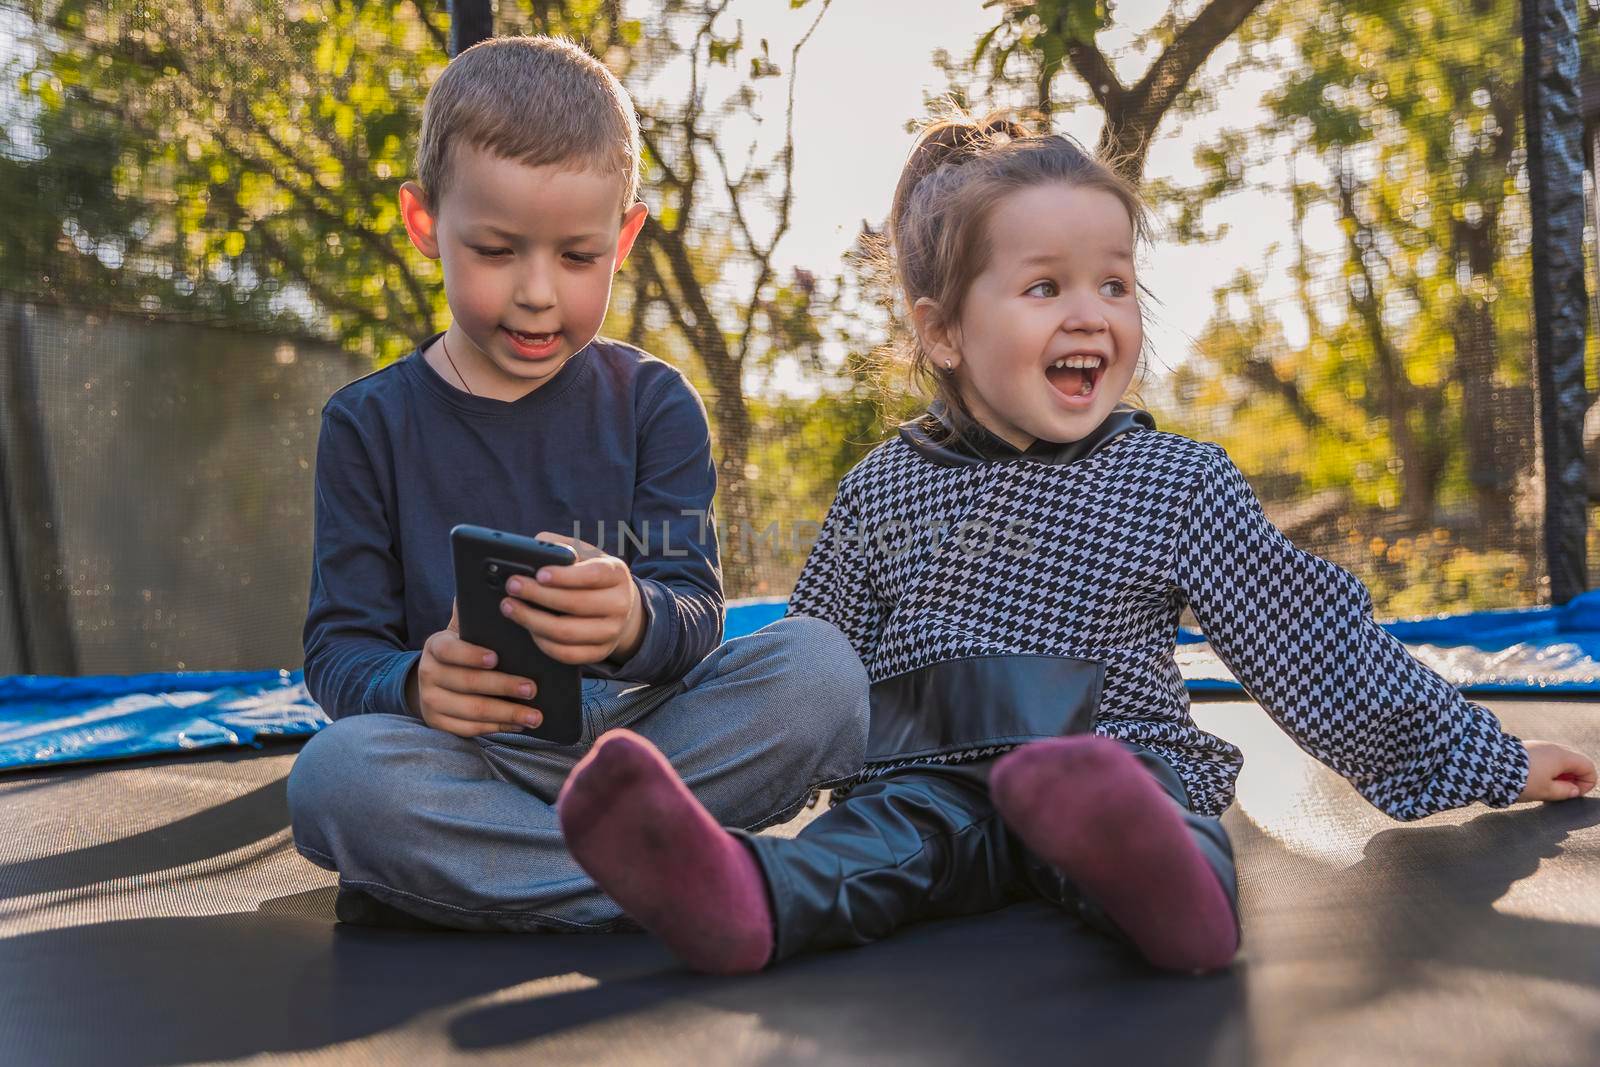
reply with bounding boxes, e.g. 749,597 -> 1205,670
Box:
288,36 -> 869,932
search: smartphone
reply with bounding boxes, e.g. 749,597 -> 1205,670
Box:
450,524 -> 583,744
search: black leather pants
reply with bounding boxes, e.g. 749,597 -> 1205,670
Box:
734,743 -> 1238,963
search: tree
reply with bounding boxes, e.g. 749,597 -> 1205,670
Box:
1150,0 -> 1547,611
952,0 -> 1550,611
8,0 -> 460,355
9,0 -> 842,596
616,0 -> 836,594
1176,0 -> 1537,542
972,0 -> 1269,180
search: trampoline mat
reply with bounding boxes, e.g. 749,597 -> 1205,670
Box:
3,701 -> 1599,1066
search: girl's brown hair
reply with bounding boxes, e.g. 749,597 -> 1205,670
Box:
879,109 -> 1150,436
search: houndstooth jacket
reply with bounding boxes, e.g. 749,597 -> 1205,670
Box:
784,405 -> 1530,821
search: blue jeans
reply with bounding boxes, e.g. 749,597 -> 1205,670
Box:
287,616 -> 870,931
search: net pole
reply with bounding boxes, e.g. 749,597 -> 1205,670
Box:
1522,0 -> 1591,604
1587,72 -> 1599,363
448,0 -> 494,57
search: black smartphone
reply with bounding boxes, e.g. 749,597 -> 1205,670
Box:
450,524 -> 583,744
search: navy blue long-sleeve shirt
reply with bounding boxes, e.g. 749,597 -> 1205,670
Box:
303,334 -> 723,720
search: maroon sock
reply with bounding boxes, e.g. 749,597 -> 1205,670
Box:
990,736 -> 1239,973
556,729 -> 773,974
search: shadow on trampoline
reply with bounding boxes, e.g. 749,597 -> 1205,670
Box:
1352,802 -> 1600,977
445,905 -> 1249,1062
0,777 -> 288,899
5,704 -> 1600,1064
442,802 -> 1600,1061
0,911 -> 660,1065
1240,797 -> 1600,948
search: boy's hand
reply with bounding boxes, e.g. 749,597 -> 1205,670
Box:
411,601 -> 545,737
498,531 -> 645,667
1517,740 -> 1598,803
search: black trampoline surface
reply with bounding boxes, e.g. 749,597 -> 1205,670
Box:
3,701 -> 1600,1066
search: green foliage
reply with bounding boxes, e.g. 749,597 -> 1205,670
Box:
9,0 -> 1573,617
3,0 -> 875,598
6,1 -> 640,361
1153,0 -> 1546,613
974,0 -> 1110,88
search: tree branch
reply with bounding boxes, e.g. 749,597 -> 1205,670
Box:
1127,0 -> 1263,127
669,1 -> 733,236
711,143 -> 762,266
216,107 -> 433,327
635,233 -> 692,343
1336,168 -> 1409,400
638,123 -> 685,190
255,222 -> 381,324
625,254 -> 651,348
650,224 -> 735,382
1063,37 -> 1124,112
718,0 -> 828,365
1236,354 -> 1322,432
407,0 -> 450,54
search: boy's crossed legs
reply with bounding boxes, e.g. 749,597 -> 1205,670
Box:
286,616 -> 869,932
558,731 -> 1240,972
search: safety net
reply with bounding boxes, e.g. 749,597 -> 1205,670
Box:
0,1 -> 1593,766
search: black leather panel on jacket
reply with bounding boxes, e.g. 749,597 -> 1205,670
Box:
865,654 -> 1104,763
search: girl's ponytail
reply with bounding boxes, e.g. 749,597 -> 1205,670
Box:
888,112 -> 1025,246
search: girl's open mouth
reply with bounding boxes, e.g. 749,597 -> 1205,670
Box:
502,326 -> 562,360
1045,355 -> 1103,403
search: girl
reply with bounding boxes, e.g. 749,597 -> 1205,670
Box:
554,114 -> 1597,975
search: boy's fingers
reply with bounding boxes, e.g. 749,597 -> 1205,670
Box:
526,557 -> 623,590
434,713 -> 531,738
533,638 -> 612,665
504,576 -> 624,615
433,665 -> 536,701
437,691 -> 542,727
506,601 -> 616,644
436,635 -> 500,669
449,600 -> 460,633
535,530 -> 606,561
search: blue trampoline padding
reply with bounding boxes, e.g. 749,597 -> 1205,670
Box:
731,595 -> 1600,697
720,595 -> 791,639
0,670 -> 322,772
1170,589 -> 1600,657
7,593 -> 1600,773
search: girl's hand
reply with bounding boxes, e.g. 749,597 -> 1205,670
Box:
1517,740 -> 1598,802
497,531 -> 645,667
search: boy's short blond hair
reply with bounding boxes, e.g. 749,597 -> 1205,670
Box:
414,35 -> 640,212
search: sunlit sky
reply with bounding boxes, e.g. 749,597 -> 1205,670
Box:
626,0 -> 1343,394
